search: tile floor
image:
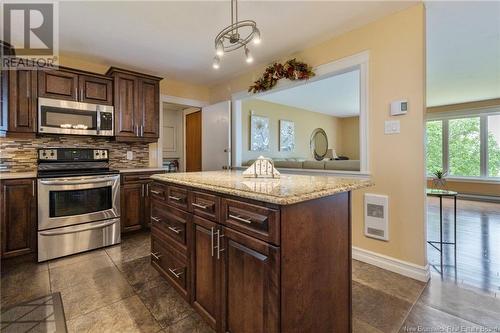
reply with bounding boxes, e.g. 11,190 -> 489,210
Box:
1,230 -> 500,332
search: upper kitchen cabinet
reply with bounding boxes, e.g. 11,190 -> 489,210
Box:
8,70 -> 38,135
38,69 -> 79,101
38,68 -> 113,105
106,67 -> 161,142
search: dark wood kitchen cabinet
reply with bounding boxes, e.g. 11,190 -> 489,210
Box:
120,170 -> 166,233
150,180 -> 352,333
0,178 -> 37,258
8,70 -> 38,135
38,68 -> 113,105
106,67 -> 161,142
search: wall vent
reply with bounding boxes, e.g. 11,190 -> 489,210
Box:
364,194 -> 389,241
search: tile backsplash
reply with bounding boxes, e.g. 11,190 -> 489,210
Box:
0,135 -> 150,172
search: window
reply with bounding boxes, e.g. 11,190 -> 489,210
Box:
488,115 -> 500,177
426,111 -> 500,179
426,120 -> 443,175
448,117 -> 481,177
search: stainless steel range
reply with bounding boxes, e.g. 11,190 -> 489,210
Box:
37,148 -> 120,262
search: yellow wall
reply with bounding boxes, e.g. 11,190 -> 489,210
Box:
241,99 -> 342,162
338,116 -> 360,160
210,5 -> 427,267
58,54 -> 210,102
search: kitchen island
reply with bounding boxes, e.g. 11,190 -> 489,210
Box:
149,171 -> 371,333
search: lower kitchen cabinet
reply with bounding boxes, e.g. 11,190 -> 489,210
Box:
120,170 -> 166,233
121,182 -> 145,232
191,216 -> 220,330
0,178 -> 37,258
150,180 -> 352,333
220,226 -> 280,333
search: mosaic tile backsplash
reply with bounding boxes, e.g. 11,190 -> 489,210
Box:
0,135 -> 150,172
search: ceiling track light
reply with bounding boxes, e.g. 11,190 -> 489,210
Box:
212,0 -> 261,69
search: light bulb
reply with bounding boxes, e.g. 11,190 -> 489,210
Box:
215,41 -> 224,57
245,47 -> 253,63
212,56 -> 220,69
253,27 -> 261,45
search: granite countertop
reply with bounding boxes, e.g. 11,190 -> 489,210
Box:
151,170 -> 372,205
0,171 -> 37,179
119,167 -> 169,173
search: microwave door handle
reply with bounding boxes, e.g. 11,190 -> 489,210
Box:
39,220 -> 118,236
40,176 -> 117,185
96,107 -> 101,135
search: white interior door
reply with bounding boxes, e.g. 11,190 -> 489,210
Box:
202,101 -> 231,171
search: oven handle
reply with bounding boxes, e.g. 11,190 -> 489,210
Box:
40,176 -> 117,186
39,220 -> 118,236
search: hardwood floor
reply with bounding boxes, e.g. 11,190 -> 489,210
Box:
427,197 -> 500,295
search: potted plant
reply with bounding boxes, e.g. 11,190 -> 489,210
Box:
432,169 -> 447,189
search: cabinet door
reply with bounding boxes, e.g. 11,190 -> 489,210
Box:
121,182 -> 144,232
38,69 -> 78,101
220,227 -> 280,333
0,70 -> 8,132
143,182 -> 152,228
137,77 -> 159,138
191,215 -> 220,330
1,178 -> 36,258
114,73 -> 139,137
79,75 -> 113,105
8,70 -> 37,133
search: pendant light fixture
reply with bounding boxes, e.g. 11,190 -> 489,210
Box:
212,0 -> 261,69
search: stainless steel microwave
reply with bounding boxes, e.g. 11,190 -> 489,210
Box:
38,97 -> 114,136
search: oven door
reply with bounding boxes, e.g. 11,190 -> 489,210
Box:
38,174 -> 120,231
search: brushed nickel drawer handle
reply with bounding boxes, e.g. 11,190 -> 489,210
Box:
168,268 -> 184,278
192,202 -> 208,210
151,216 -> 161,222
229,214 -> 252,224
151,252 -> 162,260
169,195 -> 182,201
168,226 -> 182,234
151,190 -> 162,195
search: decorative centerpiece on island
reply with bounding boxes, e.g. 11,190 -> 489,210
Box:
432,169 -> 447,189
242,156 -> 280,178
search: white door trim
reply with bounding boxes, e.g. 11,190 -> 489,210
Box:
230,50 -> 370,173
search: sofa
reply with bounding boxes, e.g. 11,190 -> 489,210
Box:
243,158 -> 361,171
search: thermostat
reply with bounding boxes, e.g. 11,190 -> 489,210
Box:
390,100 -> 408,116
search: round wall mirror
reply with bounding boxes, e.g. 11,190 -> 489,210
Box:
310,128 -> 328,161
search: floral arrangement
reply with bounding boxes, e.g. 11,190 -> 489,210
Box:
248,58 -> 315,93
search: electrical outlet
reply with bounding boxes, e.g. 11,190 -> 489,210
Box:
126,151 -> 133,160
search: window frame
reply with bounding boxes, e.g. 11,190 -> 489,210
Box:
426,106 -> 500,181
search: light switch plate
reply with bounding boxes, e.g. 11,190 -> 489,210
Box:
126,151 -> 133,160
384,120 -> 400,134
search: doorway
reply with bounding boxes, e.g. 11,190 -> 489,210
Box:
185,111 -> 202,172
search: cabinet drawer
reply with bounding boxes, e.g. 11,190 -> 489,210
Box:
151,202 -> 188,254
122,172 -> 155,183
150,181 -> 167,202
151,236 -> 188,298
191,191 -> 220,222
221,199 -> 280,245
167,185 -> 188,211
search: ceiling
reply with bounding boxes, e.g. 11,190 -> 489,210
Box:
426,1 -> 500,107
58,1 -> 415,85
254,69 -> 360,118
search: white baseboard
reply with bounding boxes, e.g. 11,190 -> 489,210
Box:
352,246 -> 430,282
